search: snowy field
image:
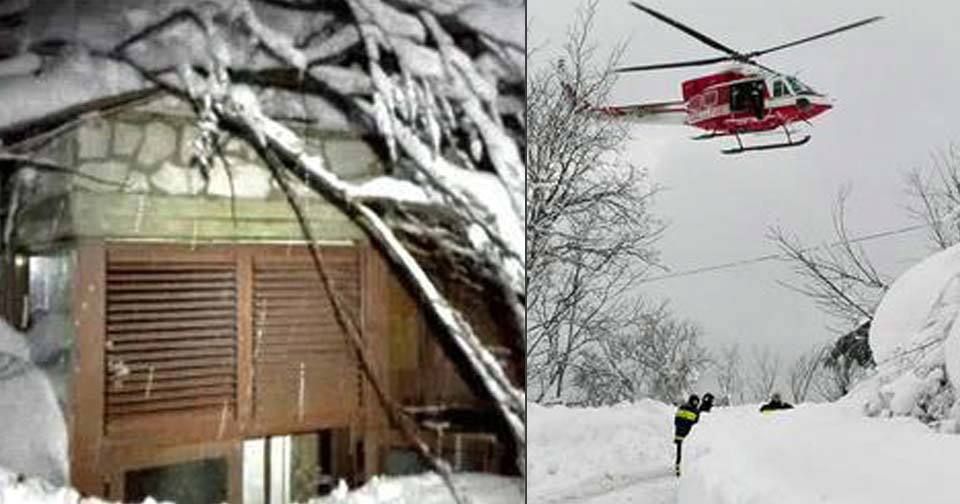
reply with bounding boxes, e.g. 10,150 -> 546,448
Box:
531,400 -> 960,504
529,400 -> 679,503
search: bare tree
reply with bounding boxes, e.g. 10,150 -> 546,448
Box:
905,145 -> 960,250
714,343 -> 745,405
768,188 -> 888,332
748,346 -> 781,402
527,1 -> 663,401
572,301 -> 710,405
788,344 -> 827,403
0,0 -> 526,492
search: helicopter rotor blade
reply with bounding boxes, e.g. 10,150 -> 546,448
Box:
616,55 -> 734,73
748,16 -> 883,58
628,2 -> 744,59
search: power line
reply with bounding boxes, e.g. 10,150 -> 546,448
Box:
637,223 -> 928,284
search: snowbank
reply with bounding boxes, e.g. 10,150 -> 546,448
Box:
678,403 -> 960,504
869,243 -> 960,366
844,242 -> 960,425
305,473 -> 523,504
529,399 -> 677,502
0,319 -> 68,486
0,465 -> 171,503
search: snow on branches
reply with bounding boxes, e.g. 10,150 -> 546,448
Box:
0,0 -> 526,485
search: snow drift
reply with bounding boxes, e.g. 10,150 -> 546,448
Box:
305,473 -> 523,504
529,400 -> 678,503
842,242 -> 960,428
678,403 -> 960,504
0,318 -> 68,486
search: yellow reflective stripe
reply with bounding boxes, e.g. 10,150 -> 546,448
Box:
674,435 -> 685,441
676,409 -> 698,421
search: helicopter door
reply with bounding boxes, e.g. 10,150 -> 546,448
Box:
772,79 -> 792,98
729,80 -> 766,119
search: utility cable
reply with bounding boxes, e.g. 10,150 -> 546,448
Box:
637,223 -> 928,284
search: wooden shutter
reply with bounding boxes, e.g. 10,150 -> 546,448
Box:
251,247 -> 361,430
104,251 -> 238,425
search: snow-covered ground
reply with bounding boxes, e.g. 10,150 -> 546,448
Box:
680,402 -> 960,504
0,465 -> 137,503
0,468 -> 519,504
529,400 -> 678,503
306,473 -> 523,504
531,399 -> 960,504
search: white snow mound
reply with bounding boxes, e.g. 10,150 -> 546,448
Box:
0,320 -> 68,486
679,403 -> 960,504
870,242 -> 960,371
304,472 -> 522,503
529,399 -> 678,503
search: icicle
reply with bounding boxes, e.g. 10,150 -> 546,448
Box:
145,365 -> 154,399
298,361 -> 306,421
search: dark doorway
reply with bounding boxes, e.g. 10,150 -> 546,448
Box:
125,458 -> 228,504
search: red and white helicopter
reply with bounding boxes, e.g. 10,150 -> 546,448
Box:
574,2 -> 882,154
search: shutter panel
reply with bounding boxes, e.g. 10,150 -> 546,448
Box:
251,248 -> 361,429
105,256 -> 238,423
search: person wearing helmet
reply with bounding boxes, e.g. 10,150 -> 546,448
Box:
673,394 -> 700,476
699,392 -> 715,413
759,392 -> 794,413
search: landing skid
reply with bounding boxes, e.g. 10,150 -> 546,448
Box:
722,135 -> 810,154
720,125 -> 810,155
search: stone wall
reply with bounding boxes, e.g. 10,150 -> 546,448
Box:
73,96 -> 383,198
14,94 -> 381,249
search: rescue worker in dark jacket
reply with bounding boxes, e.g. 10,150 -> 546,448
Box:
673,394 -> 700,476
759,392 -> 794,413
699,392 -> 715,413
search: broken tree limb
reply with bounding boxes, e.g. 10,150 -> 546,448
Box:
217,88 -> 525,469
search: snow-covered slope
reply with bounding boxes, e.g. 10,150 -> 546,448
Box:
529,400 -> 678,503
842,242 -> 960,427
531,399 -> 960,504
679,403 -> 960,504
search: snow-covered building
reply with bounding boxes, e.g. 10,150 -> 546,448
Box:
0,92 -> 522,502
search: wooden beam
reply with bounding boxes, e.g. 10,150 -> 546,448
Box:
70,240 -> 107,496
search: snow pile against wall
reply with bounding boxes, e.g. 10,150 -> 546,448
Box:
678,404 -> 960,504
0,465 -> 169,503
529,400 -> 677,502
842,243 -> 960,428
0,319 -> 68,486
305,473 -> 522,504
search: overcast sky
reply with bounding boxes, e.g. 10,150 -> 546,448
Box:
529,0 -> 960,362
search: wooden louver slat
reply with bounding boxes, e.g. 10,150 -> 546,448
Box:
105,256 -> 238,424
251,249 -> 361,428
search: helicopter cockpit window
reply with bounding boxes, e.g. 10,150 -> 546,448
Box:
786,76 -> 816,95
772,80 -> 791,98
